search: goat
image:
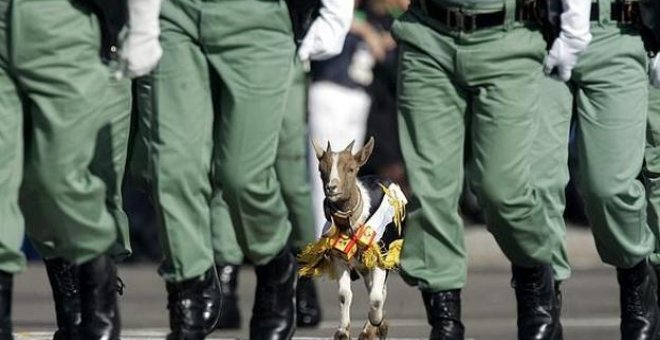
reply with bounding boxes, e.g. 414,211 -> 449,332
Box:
298,137 -> 407,340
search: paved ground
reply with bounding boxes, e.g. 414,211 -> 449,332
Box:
12,226 -> 625,339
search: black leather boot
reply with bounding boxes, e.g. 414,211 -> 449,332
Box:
249,248 -> 296,340
512,265 -> 559,340
421,289 -> 464,340
45,258 -> 81,340
166,267 -> 218,340
554,281 -> 564,340
200,267 -> 221,334
617,259 -> 660,340
0,271 -> 13,340
216,264 -> 241,329
79,254 -> 120,340
296,276 -> 321,328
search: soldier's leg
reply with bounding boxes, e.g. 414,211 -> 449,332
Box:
393,13 -> 467,337
204,1 -> 296,337
138,0 -> 219,336
467,42 -> 554,269
276,63 -> 321,328
573,29 -> 653,269
207,2 -> 293,267
573,25 -> 657,338
462,25 -> 561,339
32,77 -> 132,340
0,3 -> 25,278
142,0 -> 214,283
209,62 -> 318,330
14,0 -> 123,337
0,0 -> 25,336
90,78 -> 133,260
533,78 -> 573,282
278,63 -> 315,250
645,87 -> 660,266
18,0 -> 117,267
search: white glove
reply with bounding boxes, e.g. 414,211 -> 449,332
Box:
117,0 -> 163,79
543,0 -> 592,82
298,0 -> 354,61
651,54 -> 660,88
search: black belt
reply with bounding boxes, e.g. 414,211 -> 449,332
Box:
590,1 -> 640,24
411,0 -> 541,32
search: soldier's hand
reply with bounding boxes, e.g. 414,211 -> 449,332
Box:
298,0 -> 354,61
544,38 -> 583,82
650,55 -> 660,88
117,0 -> 163,79
543,0 -> 591,82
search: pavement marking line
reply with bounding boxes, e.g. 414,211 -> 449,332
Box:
14,330 -> 475,340
319,317 -> 619,329
13,316 -> 619,339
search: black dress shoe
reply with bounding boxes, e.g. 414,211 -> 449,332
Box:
617,259 -> 660,340
296,276 -> 321,328
45,258 -> 81,340
79,254 -> 120,340
421,289 -> 464,340
512,265 -> 560,340
167,268 -> 217,340
200,267 -> 222,334
0,271 -> 13,340
216,264 -> 241,329
249,248 -> 297,340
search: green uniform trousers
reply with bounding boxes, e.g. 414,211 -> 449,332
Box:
3,0 -> 125,264
393,7 -> 553,291
533,77 -> 573,281
546,21 -> 653,272
139,0 -> 295,281
212,63 -> 315,265
645,88 -> 660,265
26,77 -> 133,262
0,0 -> 25,274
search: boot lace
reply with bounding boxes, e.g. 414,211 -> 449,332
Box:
623,287 -> 644,317
55,262 -> 78,298
116,277 -> 126,296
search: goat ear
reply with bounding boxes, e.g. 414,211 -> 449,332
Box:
355,137 -> 375,166
311,138 -> 326,159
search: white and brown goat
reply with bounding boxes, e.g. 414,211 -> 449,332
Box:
311,137 -> 391,340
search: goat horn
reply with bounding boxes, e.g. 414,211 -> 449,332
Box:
311,138 -> 326,159
344,140 -> 355,153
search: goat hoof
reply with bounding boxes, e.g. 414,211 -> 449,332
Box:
359,319 -> 389,340
334,329 -> 350,340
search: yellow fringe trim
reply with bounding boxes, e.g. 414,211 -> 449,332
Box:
298,238 -> 405,278
297,227 -> 337,279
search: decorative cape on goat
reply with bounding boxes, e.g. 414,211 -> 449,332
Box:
298,176 -> 407,278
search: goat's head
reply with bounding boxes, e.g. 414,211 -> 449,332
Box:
312,137 -> 375,204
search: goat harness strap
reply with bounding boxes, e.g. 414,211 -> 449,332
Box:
325,189 -> 363,229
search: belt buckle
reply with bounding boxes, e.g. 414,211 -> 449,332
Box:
447,8 -> 477,32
